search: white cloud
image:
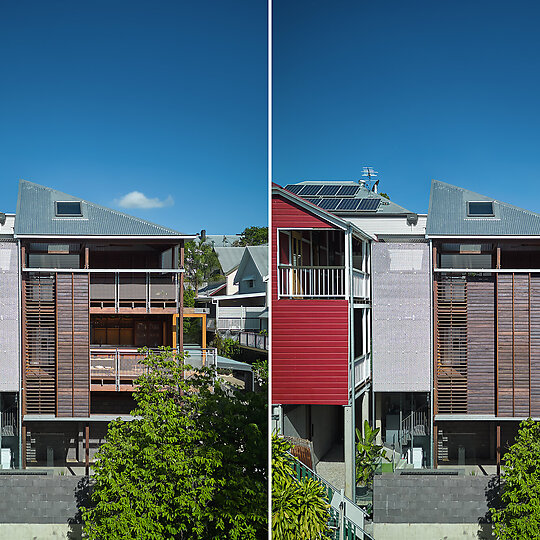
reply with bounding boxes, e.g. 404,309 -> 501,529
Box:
116,191 -> 174,209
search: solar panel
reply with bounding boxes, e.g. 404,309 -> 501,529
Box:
284,184 -> 304,194
298,185 -> 323,197
337,185 -> 360,197
318,198 -> 341,210
304,198 -> 321,205
357,198 -> 381,211
336,198 -> 362,211
318,185 -> 341,196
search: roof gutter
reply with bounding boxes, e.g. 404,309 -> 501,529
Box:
14,234 -> 197,240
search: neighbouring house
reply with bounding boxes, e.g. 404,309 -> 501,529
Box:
427,179 -> 540,472
205,246 -> 245,297
14,179 -> 196,471
0,212 -> 19,468
197,243 -> 269,356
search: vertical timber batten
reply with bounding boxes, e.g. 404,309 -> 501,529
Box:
57,273 -> 90,417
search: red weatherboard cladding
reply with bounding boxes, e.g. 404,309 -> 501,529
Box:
272,299 -> 350,405
271,192 -> 350,406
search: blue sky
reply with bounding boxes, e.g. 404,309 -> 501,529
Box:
0,1 -> 266,234
273,0 -> 540,214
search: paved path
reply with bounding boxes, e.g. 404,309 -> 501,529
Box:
315,443 -> 345,490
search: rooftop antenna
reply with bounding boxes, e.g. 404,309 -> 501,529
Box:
361,166 -> 378,191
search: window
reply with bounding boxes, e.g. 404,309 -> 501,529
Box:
467,201 -> 494,217
247,279 -> 254,288
55,201 -> 82,216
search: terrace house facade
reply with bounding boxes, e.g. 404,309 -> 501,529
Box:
428,180 -> 540,471
15,180 -> 195,471
271,183 -> 373,499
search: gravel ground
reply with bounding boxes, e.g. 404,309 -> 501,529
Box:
315,443 -> 345,490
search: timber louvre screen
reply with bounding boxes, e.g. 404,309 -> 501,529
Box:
24,274 -> 56,414
436,275 -> 467,413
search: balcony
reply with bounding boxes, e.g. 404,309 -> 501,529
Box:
278,266 -> 369,299
90,347 -> 217,391
90,271 -> 180,313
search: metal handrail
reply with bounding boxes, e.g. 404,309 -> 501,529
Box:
288,452 -> 374,540
90,347 -> 218,389
278,265 -> 346,298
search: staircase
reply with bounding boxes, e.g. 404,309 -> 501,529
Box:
399,404 -> 428,446
383,405 -> 430,470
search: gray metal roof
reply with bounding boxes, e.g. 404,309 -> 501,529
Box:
245,245 -> 268,277
426,179 -> 540,236
214,247 -> 245,274
15,179 -> 187,237
286,180 -> 412,215
217,355 -> 253,372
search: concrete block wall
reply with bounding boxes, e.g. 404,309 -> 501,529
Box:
0,474 -> 91,524
374,473 -> 500,524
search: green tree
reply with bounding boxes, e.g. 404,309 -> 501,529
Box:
491,418 -> 540,539
211,333 -> 241,360
355,420 -> 389,488
184,240 -> 223,295
83,348 -> 267,539
233,226 -> 268,246
271,435 -> 330,540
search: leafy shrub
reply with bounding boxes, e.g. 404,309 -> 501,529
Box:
271,435 -> 330,539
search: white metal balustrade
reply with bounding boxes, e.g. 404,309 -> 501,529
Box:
352,269 -> 370,300
278,266 -> 346,297
278,266 -> 369,299
354,353 -> 371,387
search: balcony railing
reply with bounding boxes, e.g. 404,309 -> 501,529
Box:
90,347 -> 217,390
278,266 -> 369,299
354,353 -> 371,387
278,266 -> 345,298
90,271 -> 180,311
352,269 -> 370,300
230,331 -> 269,351
215,306 -> 266,331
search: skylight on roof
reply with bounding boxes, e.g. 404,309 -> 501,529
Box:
467,201 -> 494,217
55,201 -> 82,216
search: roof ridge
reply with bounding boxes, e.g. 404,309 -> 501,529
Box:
434,179 -> 540,219
19,179 -> 183,235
